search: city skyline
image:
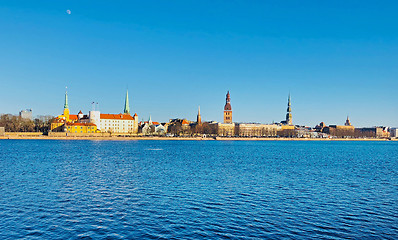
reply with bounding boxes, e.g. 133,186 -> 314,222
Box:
27,87 -> 390,129
1,1 -> 397,127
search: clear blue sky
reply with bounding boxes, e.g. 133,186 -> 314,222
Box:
0,1 -> 397,127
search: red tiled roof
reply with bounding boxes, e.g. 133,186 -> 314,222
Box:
52,119 -> 65,123
100,113 -> 135,120
69,115 -> 78,120
182,119 -> 190,125
142,121 -> 160,125
67,122 -> 97,126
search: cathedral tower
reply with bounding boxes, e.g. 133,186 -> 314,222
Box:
285,93 -> 292,125
223,91 -> 232,123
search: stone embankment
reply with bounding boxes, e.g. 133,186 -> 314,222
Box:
0,132 -> 396,141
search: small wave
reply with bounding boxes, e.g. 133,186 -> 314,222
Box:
145,148 -> 163,151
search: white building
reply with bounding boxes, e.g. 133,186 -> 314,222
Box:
82,90 -> 139,134
19,109 -> 33,120
141,116 -> 166,135
99,113 -> 138,134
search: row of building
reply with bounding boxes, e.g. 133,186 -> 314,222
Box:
49,89 -> 397,138
49,89 -> 294,136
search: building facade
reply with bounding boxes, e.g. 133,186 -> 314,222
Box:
98,113 -> 138,133
218,122 -> 236,136
65,122 -> 97,133
237,123 -> 279,137
390,128 -> 398,138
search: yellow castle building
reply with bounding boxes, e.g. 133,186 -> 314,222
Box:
50,89 -> 97,133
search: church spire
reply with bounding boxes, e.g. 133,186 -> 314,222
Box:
197,106 -> 202,125
226,91 -> 231,103
64,87 -> 69,109
124,89 -> 130,115
148,115 -> 152,125
285,93 -> 292,125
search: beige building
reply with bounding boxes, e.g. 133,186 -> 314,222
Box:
218,123 -> 235,136
237,123 -> 280,137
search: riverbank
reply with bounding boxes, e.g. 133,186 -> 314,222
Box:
0,135 -> 396,141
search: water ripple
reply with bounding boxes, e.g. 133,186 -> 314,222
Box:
0,140 -> 397,239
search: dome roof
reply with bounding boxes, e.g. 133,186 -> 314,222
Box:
224,103 -> 232,111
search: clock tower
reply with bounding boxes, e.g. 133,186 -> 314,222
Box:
223,91 -> 232,123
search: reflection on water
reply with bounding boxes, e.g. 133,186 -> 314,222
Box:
0,140 -> 397,239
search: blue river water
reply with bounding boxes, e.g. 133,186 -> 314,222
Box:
0,140 -> 397,239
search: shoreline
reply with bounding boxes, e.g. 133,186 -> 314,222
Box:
0,136 -> 396,141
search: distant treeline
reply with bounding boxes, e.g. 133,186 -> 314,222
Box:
0,114 -> 54,132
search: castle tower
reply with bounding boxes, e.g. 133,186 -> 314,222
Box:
285,93 -> 292,125
223,91 -> 232,123
124,89 -> 130,115
63,87 -> 70,121
197,106 -> 202,125
345,116 -> 351,126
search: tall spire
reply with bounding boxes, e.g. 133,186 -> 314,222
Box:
124,89 -> 130,115
285,93 -> 292,125
197,106 -> 202,125
64,87 -> 69,109
148,115 -> 152,125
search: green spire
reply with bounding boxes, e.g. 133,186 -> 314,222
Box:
64,87 -> 69,109
124,89 -> 130,114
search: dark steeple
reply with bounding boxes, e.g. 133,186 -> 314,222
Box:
223,91 -> 232,123
285,93 -> 292,125
224,91 -> 231,111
